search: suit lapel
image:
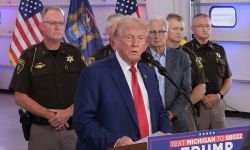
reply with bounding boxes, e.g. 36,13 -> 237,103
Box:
109,55 -> 139,127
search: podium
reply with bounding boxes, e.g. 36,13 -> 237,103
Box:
107,142 -> 146,150
108,126 -> 250,150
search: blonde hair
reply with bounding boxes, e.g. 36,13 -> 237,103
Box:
114,16 -> 149,37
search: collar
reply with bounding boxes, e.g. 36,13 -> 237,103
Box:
193,38 -> 214,51
149,47 -> 167,58
40,41 -> 66,57
115,51 -> 138,72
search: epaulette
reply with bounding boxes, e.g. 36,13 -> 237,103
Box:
211,42 -> 223,49
21,43 -> 41,55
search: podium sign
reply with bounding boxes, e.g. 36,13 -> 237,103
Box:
148,126 -> 250,150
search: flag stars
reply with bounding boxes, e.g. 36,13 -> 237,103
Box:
115,0 -> 138,15
19,0 -> 43,20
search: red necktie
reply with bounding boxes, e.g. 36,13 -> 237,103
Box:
129,65 -> 149,138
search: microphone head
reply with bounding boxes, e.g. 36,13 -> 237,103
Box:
141,52 -> 154,63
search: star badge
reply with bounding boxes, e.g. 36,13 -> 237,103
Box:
215,52 -> 221,58
66,55 -> 74,63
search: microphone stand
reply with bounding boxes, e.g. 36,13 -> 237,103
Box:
157,65 -> 199,131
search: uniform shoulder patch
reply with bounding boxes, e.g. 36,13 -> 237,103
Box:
17,58 -> 25,74
195,56 -> 203,70
81,55 -> 89,65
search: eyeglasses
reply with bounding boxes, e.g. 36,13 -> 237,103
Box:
149,30 -> 166,36
192,25 -> 211,29
42,21 -> 64,26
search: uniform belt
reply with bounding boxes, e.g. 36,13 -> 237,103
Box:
30,114 -> 73,130
30,115 -> 50,125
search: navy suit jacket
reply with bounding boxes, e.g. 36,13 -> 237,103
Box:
146,48 -> 192,133
73,54 -> 172,150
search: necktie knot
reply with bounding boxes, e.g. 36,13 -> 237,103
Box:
129,65 -> 137,74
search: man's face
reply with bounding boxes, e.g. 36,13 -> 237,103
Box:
148,20 -> 167,49
41,10 -> 65,42
192,17 -> 212,41
167,19 -> 185,43
115,25 -> 148,65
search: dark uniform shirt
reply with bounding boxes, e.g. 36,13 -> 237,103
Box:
181,46 -> 207,88
90,43 -> 114,61
183,39 -> 232,94
9,42 -> 86,110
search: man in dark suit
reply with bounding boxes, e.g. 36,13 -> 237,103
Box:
73,16 -> 173,150
147,18 -> 192,133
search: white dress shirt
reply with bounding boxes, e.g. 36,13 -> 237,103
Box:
116,51 -> 152,135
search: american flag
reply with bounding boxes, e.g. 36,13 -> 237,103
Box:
8,0 -> 44,66
115,0 -> 138,15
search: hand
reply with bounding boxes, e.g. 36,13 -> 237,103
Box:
114,136 -> 134,147
201,94 -> 220,109
48,107 -> 72,130
167,111 -> 174,120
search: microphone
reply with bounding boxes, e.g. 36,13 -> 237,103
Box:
141,52 -> 160,66
141,52 -> 168,76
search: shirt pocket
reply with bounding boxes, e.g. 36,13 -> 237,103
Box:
64,64 -> 79,73
31,68 -> 49,90
217,59 -> 226,77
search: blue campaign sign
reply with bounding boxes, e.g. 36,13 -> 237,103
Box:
148,126 -> 250,150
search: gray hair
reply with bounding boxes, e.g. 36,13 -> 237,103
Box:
106,13 -> 124,30
148,18 -> 167,30
192,13 -> 211,25
41,6 -> 64,20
